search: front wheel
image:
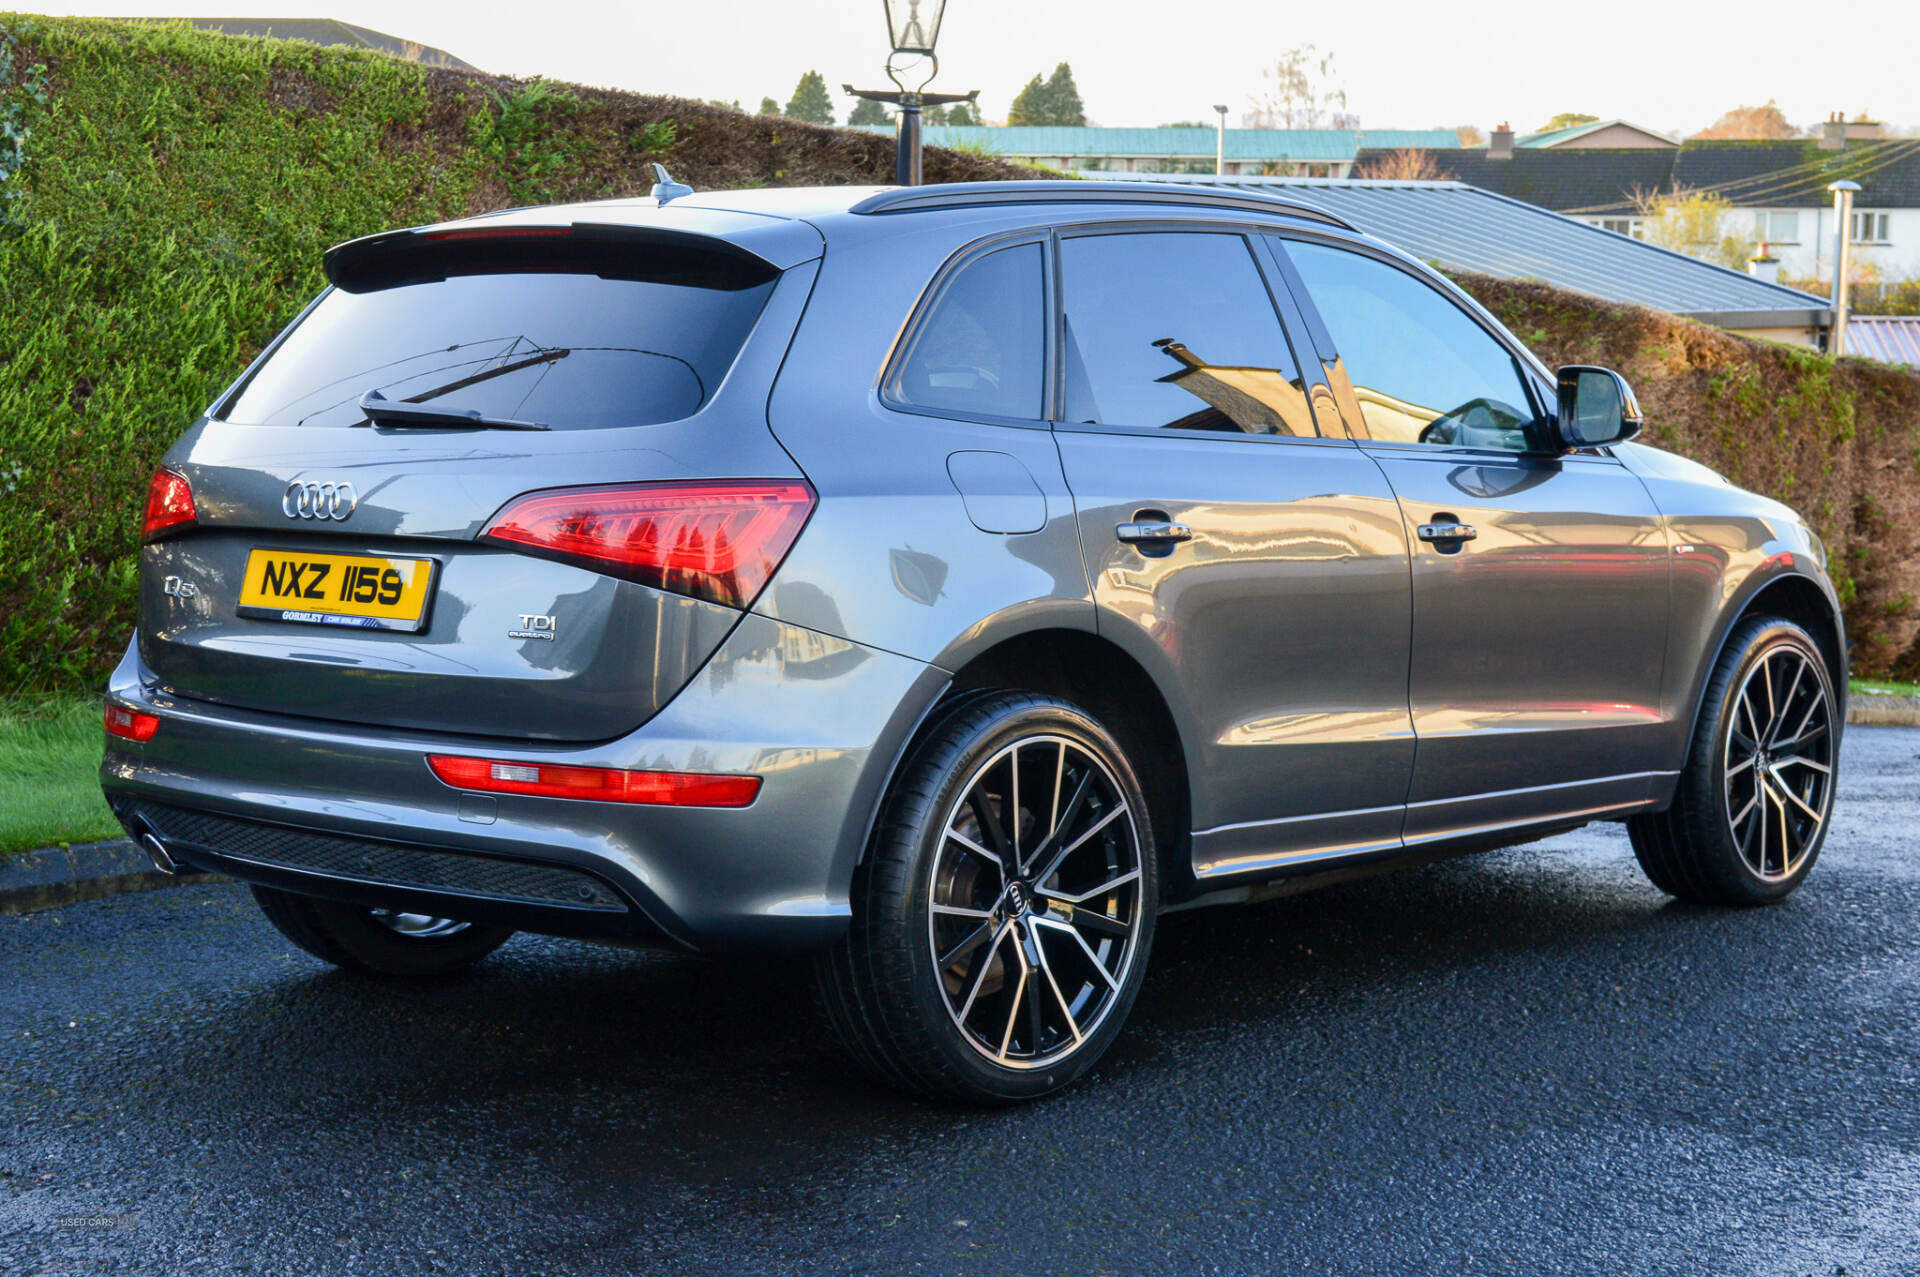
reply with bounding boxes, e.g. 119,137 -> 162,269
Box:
251,885 -> 515,977
1629,616 -> 1839,906
818,692 -> 1158,1103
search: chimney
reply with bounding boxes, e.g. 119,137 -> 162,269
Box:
1820,111 -> 1846,151
1489,121 -> 1513,160
1747,244 -> 1781,285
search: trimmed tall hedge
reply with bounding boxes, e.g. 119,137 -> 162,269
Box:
0,15 -> 1033,693
1,16 -> 1917,690
1459,274 -> 1920,676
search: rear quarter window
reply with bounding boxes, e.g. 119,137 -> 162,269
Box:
889,242 -> 1045,421
223,254 -> 777,431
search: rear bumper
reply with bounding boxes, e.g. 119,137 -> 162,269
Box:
101,613 -> 948,954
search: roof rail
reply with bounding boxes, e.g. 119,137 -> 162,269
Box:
848,180 -> 1356,229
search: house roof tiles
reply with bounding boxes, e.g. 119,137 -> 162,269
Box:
1355,140 -> 1920,213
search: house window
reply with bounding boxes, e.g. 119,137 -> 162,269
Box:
1851,211 -> 1890,244
1752,210 -> 1800,244
1595,218 -> 1644,239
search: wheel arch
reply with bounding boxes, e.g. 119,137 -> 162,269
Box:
1680,569 -> 1848,770
857,627 -> 1195,899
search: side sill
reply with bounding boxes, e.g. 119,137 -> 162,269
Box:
1182,770 -> 1677,900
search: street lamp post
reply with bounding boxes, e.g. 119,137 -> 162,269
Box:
1213,104 -> 1228,177
843,0 -> 977,186
1828,179 -> 1862,357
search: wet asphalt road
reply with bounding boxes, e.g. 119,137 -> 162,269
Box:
3,727 -> 1917,1276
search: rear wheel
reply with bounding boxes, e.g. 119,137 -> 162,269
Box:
251,885 -> 515,977
1629,617 -> 1838,905
818,692 -> 1158,1103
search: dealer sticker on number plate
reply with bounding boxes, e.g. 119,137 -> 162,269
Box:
237,549 -> 437,632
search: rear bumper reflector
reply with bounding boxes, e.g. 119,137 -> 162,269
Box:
426,755 -> 762,808
105,704 -> 160,742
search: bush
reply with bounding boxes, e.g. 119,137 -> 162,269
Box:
3,16 -> 1917,688
1457,273 -> 1920,677
0,15 -> 1036,695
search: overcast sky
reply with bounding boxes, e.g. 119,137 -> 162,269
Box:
38,0 -> 1920,136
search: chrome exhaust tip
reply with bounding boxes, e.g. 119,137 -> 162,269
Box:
138,830 -> 179,876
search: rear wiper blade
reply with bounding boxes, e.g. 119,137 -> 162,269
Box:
356,390 -> 550,432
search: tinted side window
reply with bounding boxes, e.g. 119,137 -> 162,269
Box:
1286,242 -> 1537,451
1060,232 -> 1316,437
892,243 -> 1044,420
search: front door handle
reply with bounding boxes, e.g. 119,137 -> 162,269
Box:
1116,521 -> 1193,545
1417,521 -> 1477,544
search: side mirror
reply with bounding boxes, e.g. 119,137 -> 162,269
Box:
1553,365 -> 1643,451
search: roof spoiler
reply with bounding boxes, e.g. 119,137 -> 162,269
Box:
848,180 -> 1356,229
322,221 -> 786,293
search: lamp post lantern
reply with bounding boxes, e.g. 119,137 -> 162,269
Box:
883,0 -> 944,53
844,0 -> 977,186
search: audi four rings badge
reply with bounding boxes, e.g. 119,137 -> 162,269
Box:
283,481 -> 357,520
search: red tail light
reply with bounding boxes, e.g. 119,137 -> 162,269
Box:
427,755 -> 762,807
105,704 -> 160,742
142,468 -> 197,542
480,480 -> 814,609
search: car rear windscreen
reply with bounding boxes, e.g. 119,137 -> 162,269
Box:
221,253 -> 778,431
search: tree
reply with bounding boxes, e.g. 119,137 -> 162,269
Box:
784,71 -> 833,126
1008,62 -> 1085,126
1043,62 -> 1085,126
923,103 -> 948,125
707,99 -> 742,112
1244,45 -> 1353,130
945,100 -> 981,126
1353,148 -> 1452,181
1693,100 -> 1796,140
1160,120 -> 1210,129
1538,111 -> 1599,133
1636,186 -> 1756,270
848,96 -> 890,127
758,97 -> 781,116
1454,124 -> 1485,147
1008,74 -> 1047,124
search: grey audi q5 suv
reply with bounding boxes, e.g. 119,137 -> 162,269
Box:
104,180 -> 1846,1102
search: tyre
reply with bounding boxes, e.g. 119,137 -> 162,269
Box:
1629,616 -> 1839,906
251,885 -> 515,977
818,691 -> 1158,1104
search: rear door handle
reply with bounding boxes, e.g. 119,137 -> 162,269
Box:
1417,521 -> 1477,544
1116,521 -> 1192,545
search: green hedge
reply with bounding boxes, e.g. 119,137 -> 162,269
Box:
0,17 -> 482,690
0,16 -> 1031,695
1459,273 -> 1920,677
2,16 -> 1917,691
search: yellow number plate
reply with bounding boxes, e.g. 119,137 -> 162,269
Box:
237,549 -> 437,632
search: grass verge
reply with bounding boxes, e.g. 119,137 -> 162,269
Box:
1852,677 -> 1920,698
0,697 -> 118,860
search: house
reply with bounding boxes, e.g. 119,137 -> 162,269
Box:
1515,119 -> 1679,150
1670,141 -> 1920,280
162,18 -> 477,70
1099,173 -> 1834,348
1352,137 -> 1920,282
861,126 -> 1460,177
